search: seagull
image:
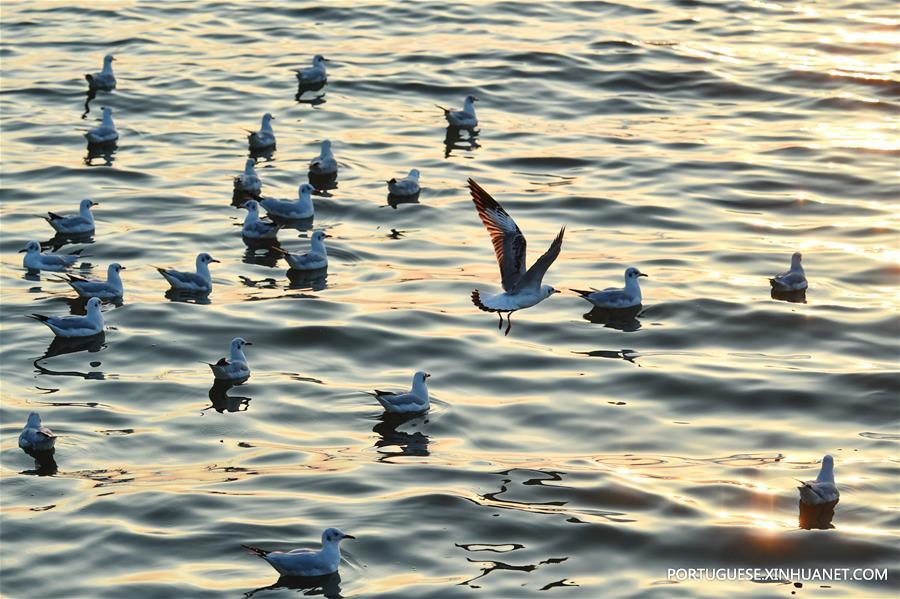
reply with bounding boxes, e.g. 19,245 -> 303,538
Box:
438,95 -> 478,129
260,183 -> 315,220
20,241 -> 84,272
85,106 -> 119,144
770,252 -> 808,291
374,371 -> 431,414
85,54 -> 116,91
387,169 -> 421,196
243,528 -> 355,577
798,454 -> 839,505
19,412 -> 57,456
207,337 -> 252,382
45,199 -> 98,235
572,267 -> 647,309
295,55 -> 327,86
55,263 -> 125,300
468,179 -> 564,335
28,296 -> 104,337
241,200 -> 281,240
155,252 -> 219,294
234,158 -> 262,197
309,140 -> 337,177
276,230 -> 329,271
247,113 -> 276,150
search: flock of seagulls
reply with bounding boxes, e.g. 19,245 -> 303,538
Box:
16,52 -> 827,581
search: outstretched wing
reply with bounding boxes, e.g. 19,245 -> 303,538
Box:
512,226 -> 565,293
468,179 -> 526,291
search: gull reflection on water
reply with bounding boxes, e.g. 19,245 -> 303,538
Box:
204,379 -> 252,413
582,305 -> 643,332
444,126 -> 481,159
33,332 -> 106,380
373,413 -> 430,461
798,500 -> 837,530
21,453 -> 58,476
84,140 -> 117,167
771,288 -> 807,304
386,190 -> 421,209
287,267 -> 328,292
244,572 -> 343,599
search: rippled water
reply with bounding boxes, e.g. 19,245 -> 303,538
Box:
2,1 -> 898,597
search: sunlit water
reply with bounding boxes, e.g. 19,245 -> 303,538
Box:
1,1 -> 898,597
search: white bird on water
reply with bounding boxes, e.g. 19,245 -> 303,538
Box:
207,337 -> 252,382
45,199 -> 98,235
374,371 -> 431,414
387,169 -> 421,196
572,267 -> 647,309
468,179 -> 565,335
296,54 -> 328,86
309,140 -> 337,177
56,263 -> 125,300
241,200 -> 281,240
276,230 -> 329,271
85,106 -> 119,144
235,158 -> 262,197
438,95 -> 478,129
798,454 -> 839,505
19,412 -> 57,455
85,54 -> 116,91
20,241 -> 85,272
155,252 -> 219,294
28,296 -> 104,338
243,528 -> 355,577
770,251 -> 808,291
247,113 -> 276,150
260,183 -> 315,220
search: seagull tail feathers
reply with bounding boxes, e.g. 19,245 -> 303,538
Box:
27,314 -> 50,323
241,544 -> 270,559
570,288 -> 594,299
435,104 -> 450,115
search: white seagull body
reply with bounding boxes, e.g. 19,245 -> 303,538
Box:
374,371 -> 431,414
85,106 -> 119,144
20,241 -> 84,272
45,199 -> 98,235
387,169 -> 421,196
573,267 -> 647,309
260,183 -> 315,220
208,337 -> 252,382
309,139 -> 337,176
247,113 -> 276,150
770,252 -> 808,291
155,252 -> 219,294
28,296 -> 104,338
235,158 -> 262,196
19,412 -> 57,454
798,454 -> 840,506
57,263 -> 125,300
438,95 -> 478,129
278,230 -> 329,271
242,200 -> 281,240
243,528 -> 354,577
468,179 -> 564,335
296,54 -> 327,85
86,54 -> 116,91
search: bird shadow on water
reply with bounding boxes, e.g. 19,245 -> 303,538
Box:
372,413 -> 430,461
244,572 -> 343,598
84,141 -> 117,166
444,126 -> 480,159
203,380 -> 252,414
32,332 -> 107,379
582,305 -> 643,332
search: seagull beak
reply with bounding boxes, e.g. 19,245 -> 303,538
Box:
342,534 -> 355,540
91,201 -> 99,206
18,248 -> 27,253
323,234 -> 333,238
638,272 -> 648,277
119,266 -> 127,270
244,341 -> 253,346
210,259 -> 221,263
424,373 -> 431,379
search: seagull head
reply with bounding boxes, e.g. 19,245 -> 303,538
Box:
26,412 -> 43,428
261,113 -> 274,125
625,266 -> 648,281
104,54 -> 115,64
19,241 -> 41,254
321,139 -> 332,152
791,251 -> 803,268
322,527 -> 355,545
466,95 -> 478,103
198,253 -> 220,265
109,263 -> 125,275
298,182 -> 315,198
311,229 -> 330,243
231,337 -> 252,350
100,106 -> 113,121
313,54 -> 327,65
86,297 -> 103,312
243,199 -> 260,212
408,168 -> 420,180
414,370 -> 431,384
80,198 -> 99,211
541,285 -> 560,298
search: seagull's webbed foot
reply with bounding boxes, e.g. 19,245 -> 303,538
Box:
504,312 -> 513,336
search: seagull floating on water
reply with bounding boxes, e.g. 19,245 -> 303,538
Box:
309,140 -> 338,177
28,296 -> 104,337
374,371 -> 431,414
207,337 -> 252,382
798,454 -> 839,505
387,169 -> 421,196
572,267 -> 647,309
242,200 -> 281,240
261,183 -> 315,220
770,252 -> 807,291
20,241 -> 84,272
468,179 -> 564,335
85,106 -> 119,144
247,113 -> 276,151
234,158 -> 262,197
276,230 -> 329,271
45,199 -> 98,235
56,263 -> 125,300
85,54 -> 116,91
155,252 -> 219,294
438,95 -> 478,129
295,55 -> 327,86
19,412 -> 57,456
243,528 -> 355,577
